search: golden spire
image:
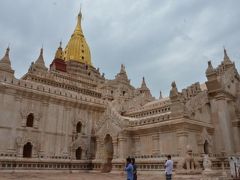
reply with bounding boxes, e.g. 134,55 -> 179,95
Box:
55,41 -> 64,59
64,10 -> 92,65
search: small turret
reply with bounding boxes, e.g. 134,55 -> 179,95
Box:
115,64 -> 130,84
141,77 -> 147,89
55,41 -> 64,60
50,42 -> 67,72
205,60 -> 215,75
29,48 -> 48,72
139,77 -> 152,97
0,47 -> 15,77
35,48 -> 48,71
223,48 -> 232,65
159,91 -> 163,99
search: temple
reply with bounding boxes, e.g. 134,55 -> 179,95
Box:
0,11 -> 239,177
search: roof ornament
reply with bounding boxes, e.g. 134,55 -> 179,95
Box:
0,46 -> 11,63
0,46 -> 14,74
169,81 -> 179,99
159,91 -> 163,99
141,77 -> 147,89
223,47 -> 232,65
205,60 -> 215,75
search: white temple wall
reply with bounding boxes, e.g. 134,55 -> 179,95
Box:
195,104 -> 211,124
187,131 -> 199,153
159,132 -> 177,155
233,127 -> 240,153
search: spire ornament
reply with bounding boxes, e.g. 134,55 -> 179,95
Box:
0,47 -> 10,64
223,48 -> 232,65
64,10 -> 92,65
205,60 -> 215,75
0,46 -> 14,75
32,48 -> 47,72
159,91 -> 163,99
55,41 -> 64,59
141,77 -> 147,89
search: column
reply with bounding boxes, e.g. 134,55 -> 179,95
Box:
214,94 -> 235,154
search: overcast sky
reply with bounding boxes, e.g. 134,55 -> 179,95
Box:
0,0 -> 239,98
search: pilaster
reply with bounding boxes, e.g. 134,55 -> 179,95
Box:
177,130 -> 188,156
152,134 -> 160,155
112,139 -> 118,159
118,135 -> 127,159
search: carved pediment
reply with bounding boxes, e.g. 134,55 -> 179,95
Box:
70,136 -> 87,150
199,128 -> 212,145
95,104 -> 129,138
96,117 -> 122,138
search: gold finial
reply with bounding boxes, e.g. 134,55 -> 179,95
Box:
55,41 -> 64,59
79,3 -> 82,19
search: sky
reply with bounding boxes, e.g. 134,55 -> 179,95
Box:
0,0 -> 240,98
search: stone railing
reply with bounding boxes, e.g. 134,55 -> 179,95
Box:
0,75 -> 107,108
127,105 -> 171,118
0,156 -> 229,172
129,112 -> 171,127
0,158 -> 92,171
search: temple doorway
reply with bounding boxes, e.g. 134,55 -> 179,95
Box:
204,140 -> 209,154
23,142 -> 32,158
102,134 -> 113,173
76,147 -> 82,160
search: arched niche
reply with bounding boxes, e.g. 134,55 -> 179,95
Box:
23,142 -> 33,158
26,113 -> 34,127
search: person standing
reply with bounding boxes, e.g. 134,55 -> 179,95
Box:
131,158 -> 137,180
164,155 -> 173,180
125,157 -> 133,180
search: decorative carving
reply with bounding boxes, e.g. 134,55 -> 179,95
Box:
203,154 -> 212,171
96,103 -> 129,131
185,91 -> 209,118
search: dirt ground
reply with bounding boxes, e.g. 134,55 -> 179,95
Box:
0,172 -> 166,180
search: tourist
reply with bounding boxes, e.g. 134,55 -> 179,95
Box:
131,158 -> 137,180
164,155 -> 173,180
125,157 -> 133,180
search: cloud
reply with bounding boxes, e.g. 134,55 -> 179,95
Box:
0,0 -> 239,98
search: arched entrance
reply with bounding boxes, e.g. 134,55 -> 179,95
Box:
204,140 -> 209,154
102,134 -> 113,173
23,142 -> 32,158
76,147 -> 82,160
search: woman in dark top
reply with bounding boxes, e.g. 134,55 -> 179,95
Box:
131,158 -> 137,180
